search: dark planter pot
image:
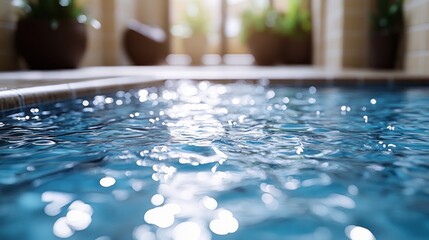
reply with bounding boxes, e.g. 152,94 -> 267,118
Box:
369,31 -> 400,69
248,31 -> 281,66
15,19 -> 87,70
123,20 -> 166,65
280,33 -> 312,65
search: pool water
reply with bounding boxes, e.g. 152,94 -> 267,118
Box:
1,80 -> 429,240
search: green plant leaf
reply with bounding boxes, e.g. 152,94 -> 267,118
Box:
17,0 -> 85,21
371,0 -> 403,33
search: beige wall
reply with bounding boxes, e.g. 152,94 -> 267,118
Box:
136,0 -> 168,27
81,0 -> 103,66
404,0 -> 429,74
312,0 -> 371,69
100,0 -> 137,66
312,0 -> 326,66
342,0 -> 371,68
0,0 -> 18,71
323,0 -> 344,69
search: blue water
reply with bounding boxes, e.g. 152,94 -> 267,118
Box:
1,80 -> 429,240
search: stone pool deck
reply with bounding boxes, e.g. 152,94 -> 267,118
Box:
1,66 -> 429,111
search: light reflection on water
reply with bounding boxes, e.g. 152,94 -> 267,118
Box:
0,81 -> 429,239
52,200 -> 93,238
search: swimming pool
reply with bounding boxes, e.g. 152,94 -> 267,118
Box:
1,80 -> 428,239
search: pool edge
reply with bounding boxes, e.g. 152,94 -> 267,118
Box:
1,75 -> 429,112
1,77 -> 165,113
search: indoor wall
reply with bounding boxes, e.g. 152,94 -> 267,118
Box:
0,0 -> 427,75
0,0 -> 18,71
404,0 -> 429,74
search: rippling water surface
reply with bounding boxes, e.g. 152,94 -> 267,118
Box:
1,80 -> 429,240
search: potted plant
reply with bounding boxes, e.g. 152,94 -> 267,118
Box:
277,0 -> 312,65
182,0 -> 209,65
14,0 -> 88,70
241,7 -> 281,65
370,0 -> 403,69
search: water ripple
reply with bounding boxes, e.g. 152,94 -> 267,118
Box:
0,82 -> 429,240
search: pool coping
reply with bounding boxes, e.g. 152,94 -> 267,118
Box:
0,76 -> 165,112
1,66 -> 429,112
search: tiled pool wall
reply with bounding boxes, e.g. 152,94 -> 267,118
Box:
1,75 -> 429,116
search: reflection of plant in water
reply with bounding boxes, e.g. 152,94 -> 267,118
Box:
13,0 -> 86,21
184,0 -> 209,35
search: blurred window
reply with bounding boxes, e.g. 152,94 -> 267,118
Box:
168,0 -> 290,64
